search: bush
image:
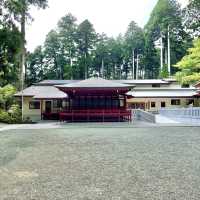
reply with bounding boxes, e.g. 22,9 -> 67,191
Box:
8,104 -> 22,123
0,110 -> 10,123
0,104 -> 22,124
0,84 -> 16,110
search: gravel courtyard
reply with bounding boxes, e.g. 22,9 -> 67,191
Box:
1,125 -> 200,200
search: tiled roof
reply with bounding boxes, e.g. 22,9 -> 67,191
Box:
15,86 -> 67,99
35,80 -> 79,86
56,77 -> 132,89
127,88 -> 198,97
35,79 -> 171,86
116,79 -> 169,84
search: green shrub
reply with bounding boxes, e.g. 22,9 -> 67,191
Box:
0,104 -> 22,124
0,110 -> 10,123
8,104 -> 22,123
0,84 -> 16,110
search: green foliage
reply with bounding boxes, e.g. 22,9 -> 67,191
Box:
183,0 -> 200,36
0,25 -> 21,87
0,0 -> 48,87
160,65 -> 169,78
8,104 -> 22,123
0,110 -> 10,123
145,0 -> 192,75
44,30 -> 61,79
0,104 -> 22,124
175,38 -> 200,84
26,46 -> 45,86
23,1 -> 197,83
142,33 -> 160,79
124,21 -> 145,79
76,19 -> 97,79
0,84 -> 21,123
125,21 -> 144,54
0,84 -> 16,110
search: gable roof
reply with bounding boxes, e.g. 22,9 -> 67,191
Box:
56,77 -> 132,89
35,79 -> 171,86
15,86 -> 67,99
116,79 -> 169,85
127,88 -> 198,97
35,80 -> 79,86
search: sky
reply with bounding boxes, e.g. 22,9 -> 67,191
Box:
26,0 -> 188,52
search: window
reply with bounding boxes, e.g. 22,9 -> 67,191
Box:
152,84 -> 161,88
171,99 -> 180,105
29,101 -> 40,109
53,100 -> 62,108
151,102 -> 156,108
161,102 -> 166,108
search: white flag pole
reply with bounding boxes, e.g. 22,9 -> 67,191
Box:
168,25 -> 171,76
101,59 -> 104,78
21,53 -> 25,121
160,33 -> 163,71
136,54 -> 139,80
132,49 -> 135,79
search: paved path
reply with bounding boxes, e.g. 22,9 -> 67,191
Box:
156,114 -> 180,124
156,114 -> 200,125
1,126 -> 200,200
1,120 -> 200,132
0,121 -> 154,132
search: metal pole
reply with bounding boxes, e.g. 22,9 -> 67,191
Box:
101,59 -> 104,78
132,49 -> 135,79
70,53 -> 73,80
85,53 -> 87,79
21,4 -> 26,122
136,54 -> 139,80
21,55 -> 24,121
160,33 -> 163,71
168,25 -> 171,76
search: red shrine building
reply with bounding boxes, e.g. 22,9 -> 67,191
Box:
15,77 -> 132,122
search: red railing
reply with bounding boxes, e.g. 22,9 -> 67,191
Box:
59,109 -> 132,122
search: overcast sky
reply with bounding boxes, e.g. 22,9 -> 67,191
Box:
26,0 -> 188,52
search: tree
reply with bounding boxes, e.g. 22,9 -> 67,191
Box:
57,13 -> 77,79
26,46 -> 45,86
44,30 -> 61,79
183,0 -> 200,36
125,21 -> 145,79
0,1 -> 22,87
0,26 -> 21,86
92,33 -> 110,78
4,0 -> 48,87
142,33 -> 160,79
76,19 -> 97,79
175,38 -> 200,84
145,0 -> 191,76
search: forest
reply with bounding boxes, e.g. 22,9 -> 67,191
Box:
0,0 -> 200,88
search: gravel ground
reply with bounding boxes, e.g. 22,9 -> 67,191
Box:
0,126 -> 200,200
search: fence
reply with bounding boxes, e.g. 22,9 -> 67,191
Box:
132,109 -> 156,123
159,107 -> 200,119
